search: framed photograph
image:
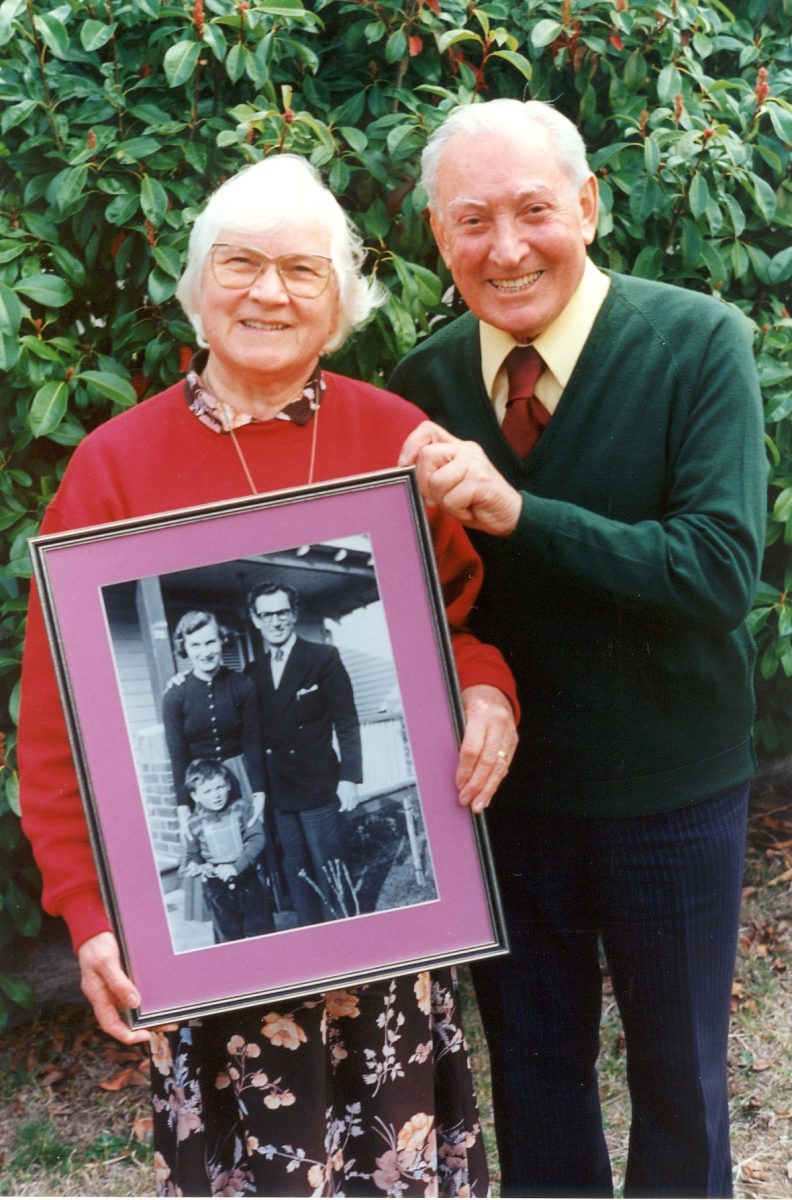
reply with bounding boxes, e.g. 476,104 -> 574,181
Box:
30,467 -> 507,1027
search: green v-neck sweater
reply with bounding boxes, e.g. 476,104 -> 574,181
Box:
390,272 -> 767,818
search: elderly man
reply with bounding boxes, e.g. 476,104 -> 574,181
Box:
245,580 -> 363,926
392,99 -> 766,1198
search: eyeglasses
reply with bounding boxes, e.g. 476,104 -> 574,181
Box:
210,244 -> 333,298
255,608 -> 293,623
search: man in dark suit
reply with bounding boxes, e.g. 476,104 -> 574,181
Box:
246,581 -> 363,926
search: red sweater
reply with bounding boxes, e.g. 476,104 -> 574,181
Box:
19,372 -> 518,951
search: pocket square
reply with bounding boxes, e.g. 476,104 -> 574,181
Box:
296,685 -> 319,698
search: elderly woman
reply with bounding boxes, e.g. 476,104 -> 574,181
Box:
19,155 -> 518,1198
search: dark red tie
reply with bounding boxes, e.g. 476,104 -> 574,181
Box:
502,345 -> 550,457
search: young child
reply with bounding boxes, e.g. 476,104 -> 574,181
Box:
182,758 -> 274,944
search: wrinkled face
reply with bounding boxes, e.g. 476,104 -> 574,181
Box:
251,590 -> 296,649
198,224 -> 340,394
430,123 -> 598,342
183,620 -> 223,680
190,775 -> 230,812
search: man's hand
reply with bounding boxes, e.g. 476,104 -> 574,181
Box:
163,670 -> 190,692
248,791 -> 265,827
77,931 -> 150,1045
337,779 -> 360,813
399,421 -> 523,536
213,862 -> 237,882
456,684 -> 518,813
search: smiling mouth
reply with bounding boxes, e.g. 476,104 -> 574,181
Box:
241,320 -> 290,330
489,270 -> 543,292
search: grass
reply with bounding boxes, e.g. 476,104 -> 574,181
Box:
1,785 -> 789,1197
0,1004 -> 152,1197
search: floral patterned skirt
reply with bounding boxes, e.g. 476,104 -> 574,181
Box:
151,968 -> 490,1197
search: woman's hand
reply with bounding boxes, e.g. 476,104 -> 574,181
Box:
456,685 -> 518,813
77,931 -> 150,1045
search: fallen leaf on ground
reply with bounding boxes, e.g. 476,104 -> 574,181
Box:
98,1066 -> 149,1091
751,1058 -> 776,1072
38,1067 -> 68,1087
133,1116 -> 154,1144
742,1165 -> 769,1182
105,1046 -> 148,1064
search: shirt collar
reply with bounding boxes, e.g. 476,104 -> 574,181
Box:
480,258 -> 610,395
268,632 -> 296,661
184,348 -> 325,434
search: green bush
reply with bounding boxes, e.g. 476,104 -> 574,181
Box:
0,0 -> 790,1023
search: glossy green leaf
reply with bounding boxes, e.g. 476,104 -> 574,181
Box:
623,50 -> 647,89
47,165 -> 89,213
688,173 -> 710,219
1,99 -> 36,134
531,19 -> 562,48
644,135 -> 661,176
385,28 -> 407,63
0,334 -> 20,371
78,371 -> 137,408
80,18 -> 115,51
0,0 -> 25,48
0,969 -> 33,1007
746,172 -> 776,222
28,380 -> 69,437
140,175 -> 169,225
163,39 -> 202,87
657,63 -> 683,102
33,12 -> 69,58
50,246 -> 87,286
105,192 -> 139,225
15,274 -> 73,308
437,29 -> 481,53
225,42 -> 246,84
0,282 -> 22,333
768,247 -> 792,285
491,50 -> 532,81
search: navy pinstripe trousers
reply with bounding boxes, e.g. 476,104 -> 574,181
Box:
472,784 -> 749,1198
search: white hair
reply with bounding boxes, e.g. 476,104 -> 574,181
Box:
421,99 -> 591,209
176,154 -> 386,353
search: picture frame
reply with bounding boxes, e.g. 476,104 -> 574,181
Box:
30,467 -> 507,1028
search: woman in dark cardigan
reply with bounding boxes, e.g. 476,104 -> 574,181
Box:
162,609 -> 266,831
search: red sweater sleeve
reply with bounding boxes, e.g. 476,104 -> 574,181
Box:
427,505 -> 520,720
19,568 -> 112,953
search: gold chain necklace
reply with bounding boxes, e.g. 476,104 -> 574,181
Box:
203,369 -> 321,495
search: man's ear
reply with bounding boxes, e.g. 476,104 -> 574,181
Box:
580,174 -> 599,246
429,207 -> 453,268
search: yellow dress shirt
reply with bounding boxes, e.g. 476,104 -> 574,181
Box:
481,258 -> 611,422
